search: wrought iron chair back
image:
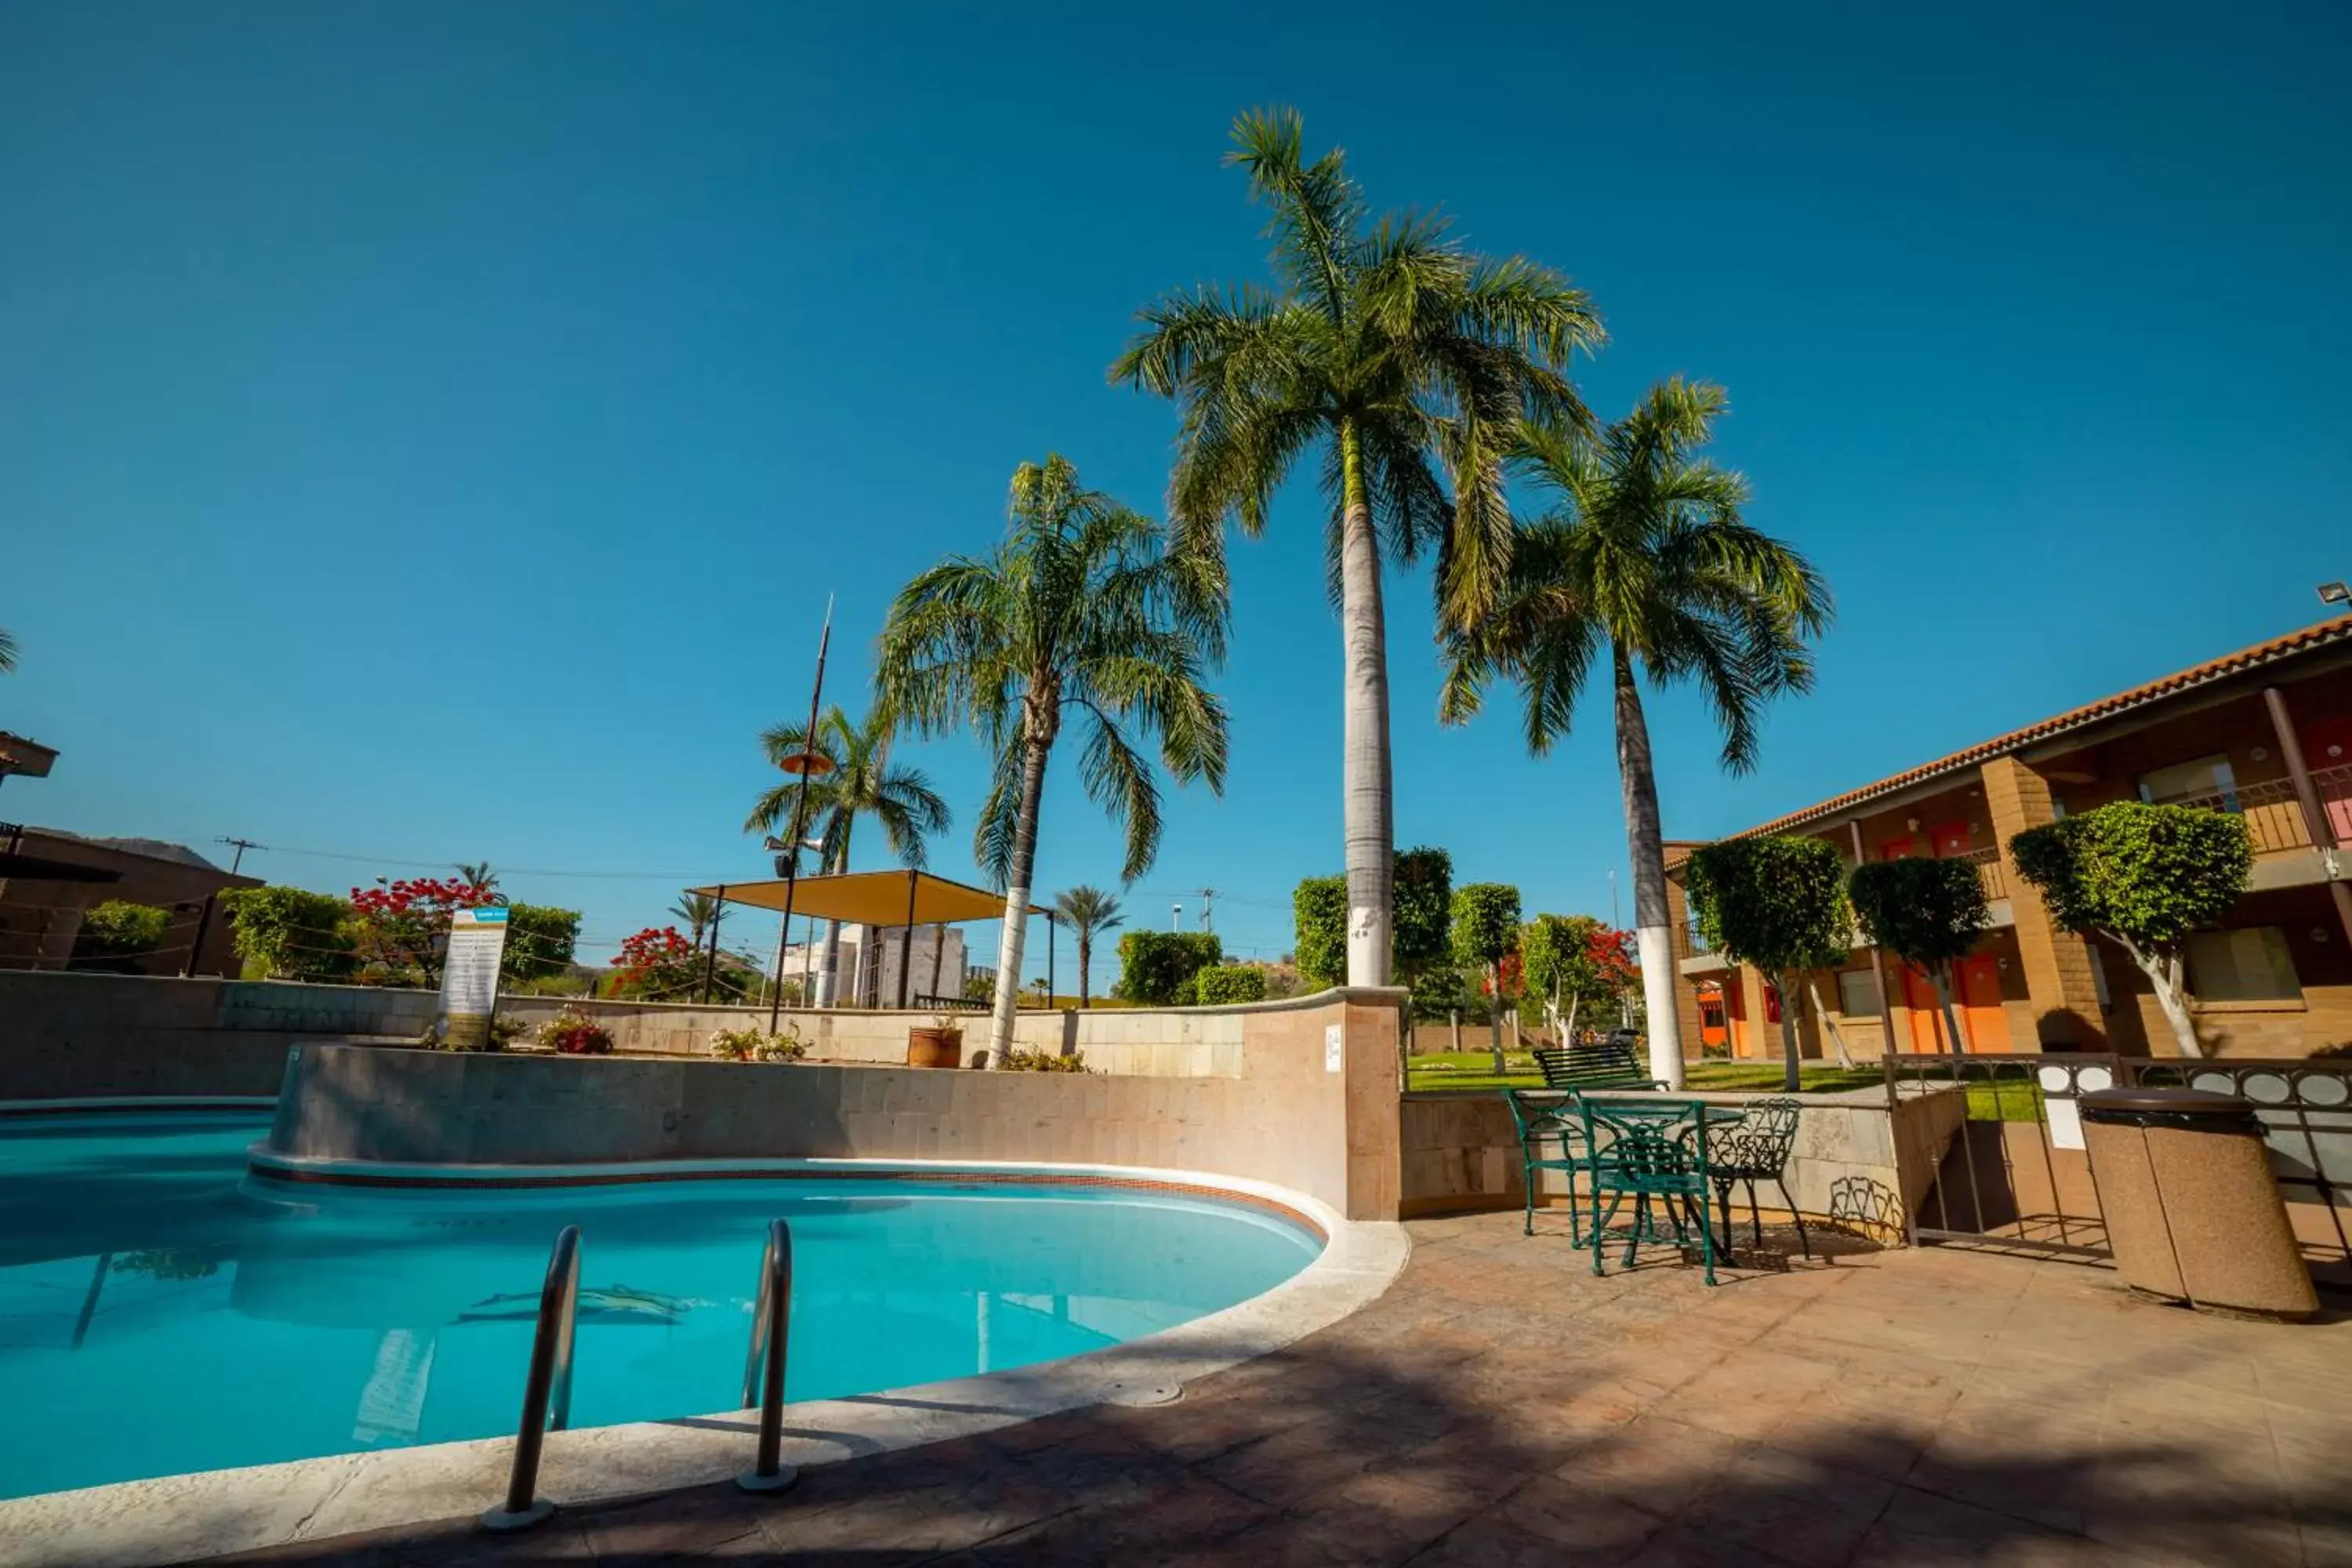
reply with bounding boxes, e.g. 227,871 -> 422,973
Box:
1504,1090 -> 1595,1243
1703,1094 -> 1809,1258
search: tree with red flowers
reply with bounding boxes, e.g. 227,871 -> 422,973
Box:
610,926 -> 699,1000
347,877 -> 500,985
1520,913 -> 1637,1041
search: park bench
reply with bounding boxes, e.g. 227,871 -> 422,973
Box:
1532,1037 -> 1667,1094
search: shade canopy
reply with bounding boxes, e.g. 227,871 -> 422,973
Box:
687,869 -> 1044,927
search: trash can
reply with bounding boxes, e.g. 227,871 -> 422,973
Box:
2079,1087 -> 2318,1320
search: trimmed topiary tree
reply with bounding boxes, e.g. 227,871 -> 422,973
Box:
1685,836 -> 1851,1090
1392,847 -> 1454,986
1292,875 -> 1348,991
2010,802 -> 2252,1058
1193,964 -> 1268,1005
1450,882 -> 1523,1073
1112,930 -> 1223,1005
1847,856 -> 1988,1055
1294,850 -> 1453,994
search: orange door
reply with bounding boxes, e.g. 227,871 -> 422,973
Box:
1901,964 -> 1951,1051
1956,954 -> 2010,1052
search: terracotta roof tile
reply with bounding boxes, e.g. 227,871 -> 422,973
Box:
1733,613 -> 2352,839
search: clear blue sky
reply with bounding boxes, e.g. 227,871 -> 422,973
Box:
5,2 -> 2347,989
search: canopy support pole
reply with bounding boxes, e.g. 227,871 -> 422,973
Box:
895,869 -> 918,1009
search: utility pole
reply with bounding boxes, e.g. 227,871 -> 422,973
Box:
1199,888 -> 1216,932
188,837 -> 264,978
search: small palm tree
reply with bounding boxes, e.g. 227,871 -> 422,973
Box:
879,454 -> 1229,1066
669,891 -> 725,949
1054,885 -> 1125,1008
453,862 -> 499,896
1442,379 -> 1831,1088
0,627 -> 16,673
746,702 -> 949,1007
1116,107 -> 1600,989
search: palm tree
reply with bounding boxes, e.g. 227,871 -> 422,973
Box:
0,627 -> 16,673
878,455 -> 1229,1066
669,891 -> 725,949
1441,379 -> 1831,1088
1054,885 -> 1124,1008
1114,107 -> 1600,989
746,702 -> 949,1007
453,862 -> 499,895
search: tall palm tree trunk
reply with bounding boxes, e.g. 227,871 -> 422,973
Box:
1610,644 -> 1686,1090
815,825 -> 852,1007
985,734 -> 1051,1067
1339,425 -> 1393,989
1076,931 -> 1091,1008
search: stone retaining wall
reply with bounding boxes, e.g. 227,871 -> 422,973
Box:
0,971 -> 1277,1099
262,991 -> 1406,1220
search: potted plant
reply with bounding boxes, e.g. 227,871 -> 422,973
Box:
535,1008 -> 615,1055
906,1010 -> 966,1069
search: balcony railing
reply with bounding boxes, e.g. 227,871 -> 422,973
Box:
1954,845 -> 2009,902
2169,763 -> 2352,855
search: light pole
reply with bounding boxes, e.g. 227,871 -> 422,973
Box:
766,601 -> 835,1033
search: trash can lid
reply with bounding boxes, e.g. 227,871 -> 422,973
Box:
2079,1087 -> 2250,1116
2080,1085 -> 2263,1133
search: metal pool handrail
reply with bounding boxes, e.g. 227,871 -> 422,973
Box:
736,1217 -> 798,1494
478,1225 -> 583,1532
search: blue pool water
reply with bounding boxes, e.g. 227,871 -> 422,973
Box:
0,1112 -> 1319,1500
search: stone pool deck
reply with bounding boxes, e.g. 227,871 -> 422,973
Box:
206,1212 -> 2351,1567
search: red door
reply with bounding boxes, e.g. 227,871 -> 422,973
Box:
1725,974 -> 1748,1055
1929,820 -> 1972,858
1879,837 -> 1915,861
2303,718 -> 2352,842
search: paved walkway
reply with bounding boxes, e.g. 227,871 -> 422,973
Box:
216,1213 -> 2351,1566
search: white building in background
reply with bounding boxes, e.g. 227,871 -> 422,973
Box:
779,922 -> 968,1008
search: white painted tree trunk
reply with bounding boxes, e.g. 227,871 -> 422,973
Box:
984,735 -> 1052,1069
1806,978 -> 1856,1069
1338,435 -> 1393,989
2118,937 -> 2204,1058
1611,645 -> 1685,1089
1768,978 -> 1798,1091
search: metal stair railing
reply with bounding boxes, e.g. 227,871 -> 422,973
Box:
736,1217 -> 798,1494
479,1225 -> 583,1531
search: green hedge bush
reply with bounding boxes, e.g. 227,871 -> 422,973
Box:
220,886 -> 355,982
1193,964 -> 1267,1005
1112,930 -> 1222,1004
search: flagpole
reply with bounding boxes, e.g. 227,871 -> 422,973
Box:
768,597 -> 833,1032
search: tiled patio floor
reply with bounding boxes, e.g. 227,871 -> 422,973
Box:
212,1212 -> 2352,1566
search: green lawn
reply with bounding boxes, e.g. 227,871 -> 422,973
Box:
1402,1051 -> 1885,1097
1402,1051 -> 2050,1122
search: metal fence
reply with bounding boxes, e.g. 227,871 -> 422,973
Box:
1881,1051 -> 2352,1287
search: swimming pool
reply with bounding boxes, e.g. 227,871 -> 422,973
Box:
0,1112 -> 1321,1500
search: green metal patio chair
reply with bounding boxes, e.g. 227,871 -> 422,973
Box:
1504,1089 -> 1594,1243
1575,1098 -> 1720,1287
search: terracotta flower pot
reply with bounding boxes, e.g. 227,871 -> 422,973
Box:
906,1025 -> 965,1069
